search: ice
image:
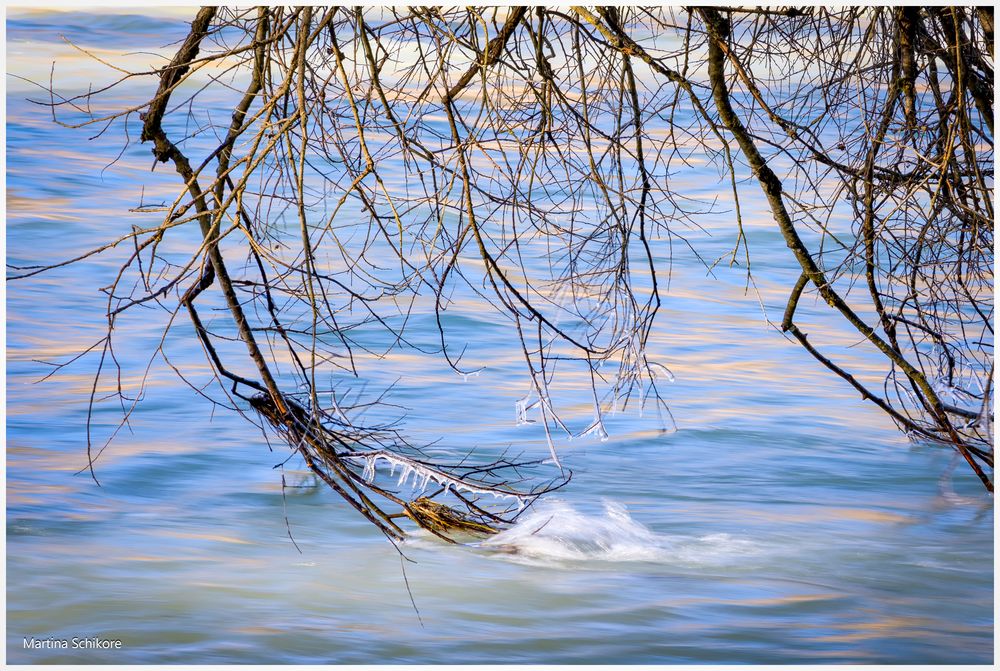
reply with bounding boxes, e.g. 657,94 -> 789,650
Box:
461,369 -> 483,382
515,392 -> 539,425
329,392 -> 351,424
343,450 -> 531,508
580,415 -> 609,442
649,361 -> 675,383
515,396 -> 529,425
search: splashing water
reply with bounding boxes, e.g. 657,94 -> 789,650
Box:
480,499 -> 761,566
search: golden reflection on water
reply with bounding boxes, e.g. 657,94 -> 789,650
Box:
737,506 -> 912,526
812,612 -> 979,644
115,555 -> 216,563
6,482 -> 78,507
155,531 -> 255,546
13,147 -> 154,175
6,192 -> 79,222
654,591 -> 848,613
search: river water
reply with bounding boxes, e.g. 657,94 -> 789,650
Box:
5,9 -> 994,665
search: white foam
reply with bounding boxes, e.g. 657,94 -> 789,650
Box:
480,499 -> 761,566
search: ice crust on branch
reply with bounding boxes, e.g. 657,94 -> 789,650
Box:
342,449 -> 532,510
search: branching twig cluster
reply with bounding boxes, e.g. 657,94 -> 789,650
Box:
10,6 -> 992,540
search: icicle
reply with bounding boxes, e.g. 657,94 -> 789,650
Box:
515,397 -> 528,425
362,459 -> 372,482
397,463 -> 408,487
341,451 -> 534,508
515,393 -> 538,425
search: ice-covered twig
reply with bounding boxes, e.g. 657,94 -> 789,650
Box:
341,450 -> 533,510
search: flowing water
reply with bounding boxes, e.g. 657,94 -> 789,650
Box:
5,9 -> 994,665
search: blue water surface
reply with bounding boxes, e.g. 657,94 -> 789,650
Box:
5,9 -> 993,665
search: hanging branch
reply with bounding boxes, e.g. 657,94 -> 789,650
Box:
11,6 -> 992,544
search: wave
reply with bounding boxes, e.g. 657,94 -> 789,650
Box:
479,499 -> 762,566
